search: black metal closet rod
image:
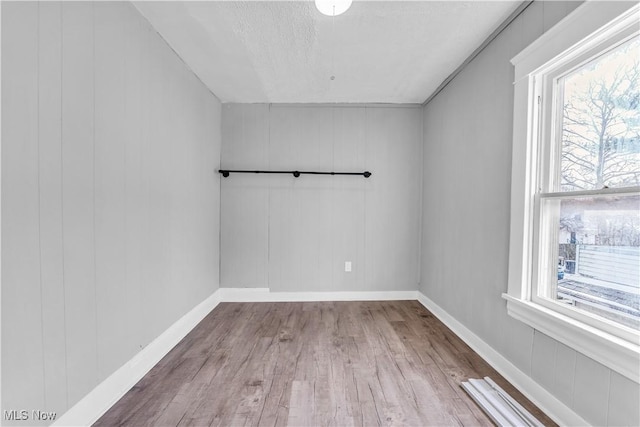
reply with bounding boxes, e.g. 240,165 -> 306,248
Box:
219,169 -> 372,178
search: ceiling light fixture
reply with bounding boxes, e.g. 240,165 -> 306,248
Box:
315,0 -> 352,17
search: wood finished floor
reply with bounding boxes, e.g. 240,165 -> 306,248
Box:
95,301 -> 555,427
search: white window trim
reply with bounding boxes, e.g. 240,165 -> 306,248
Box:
505,1 -> 640,384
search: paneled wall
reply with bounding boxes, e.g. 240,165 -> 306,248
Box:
221,104 -> 422,292
420,1 -> 639,426
1,2 -> 221,423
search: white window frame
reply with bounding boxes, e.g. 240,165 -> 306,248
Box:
505,1 -> 640,384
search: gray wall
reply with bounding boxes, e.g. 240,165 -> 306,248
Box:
221,104 -> 422,292
420,1 -> 639,426
1,1 -> 221,423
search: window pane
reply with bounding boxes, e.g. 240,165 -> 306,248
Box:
544,195 -> 640,328
546,194 -> 640,328
559,36 -> 640,192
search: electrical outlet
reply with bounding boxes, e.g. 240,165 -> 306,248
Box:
345,261 -> 352,272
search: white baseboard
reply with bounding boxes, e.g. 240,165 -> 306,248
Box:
416,291 -> 588,427
218,287 -> 419,302
54,288 -> 584,427
53,288 -> 416,426
52,290 -> 222,427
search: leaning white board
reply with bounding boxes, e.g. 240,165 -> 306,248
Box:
461,377 -> 545,427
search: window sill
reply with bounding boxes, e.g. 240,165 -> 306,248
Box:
502,293 -> 639,383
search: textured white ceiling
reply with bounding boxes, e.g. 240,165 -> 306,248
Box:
134,1 -> 521,103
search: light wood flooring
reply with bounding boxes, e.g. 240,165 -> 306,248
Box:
95,300 -> 555,426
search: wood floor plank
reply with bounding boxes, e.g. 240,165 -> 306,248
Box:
95,301 -> 556,427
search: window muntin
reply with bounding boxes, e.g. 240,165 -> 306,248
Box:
533,31 -> 640,337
